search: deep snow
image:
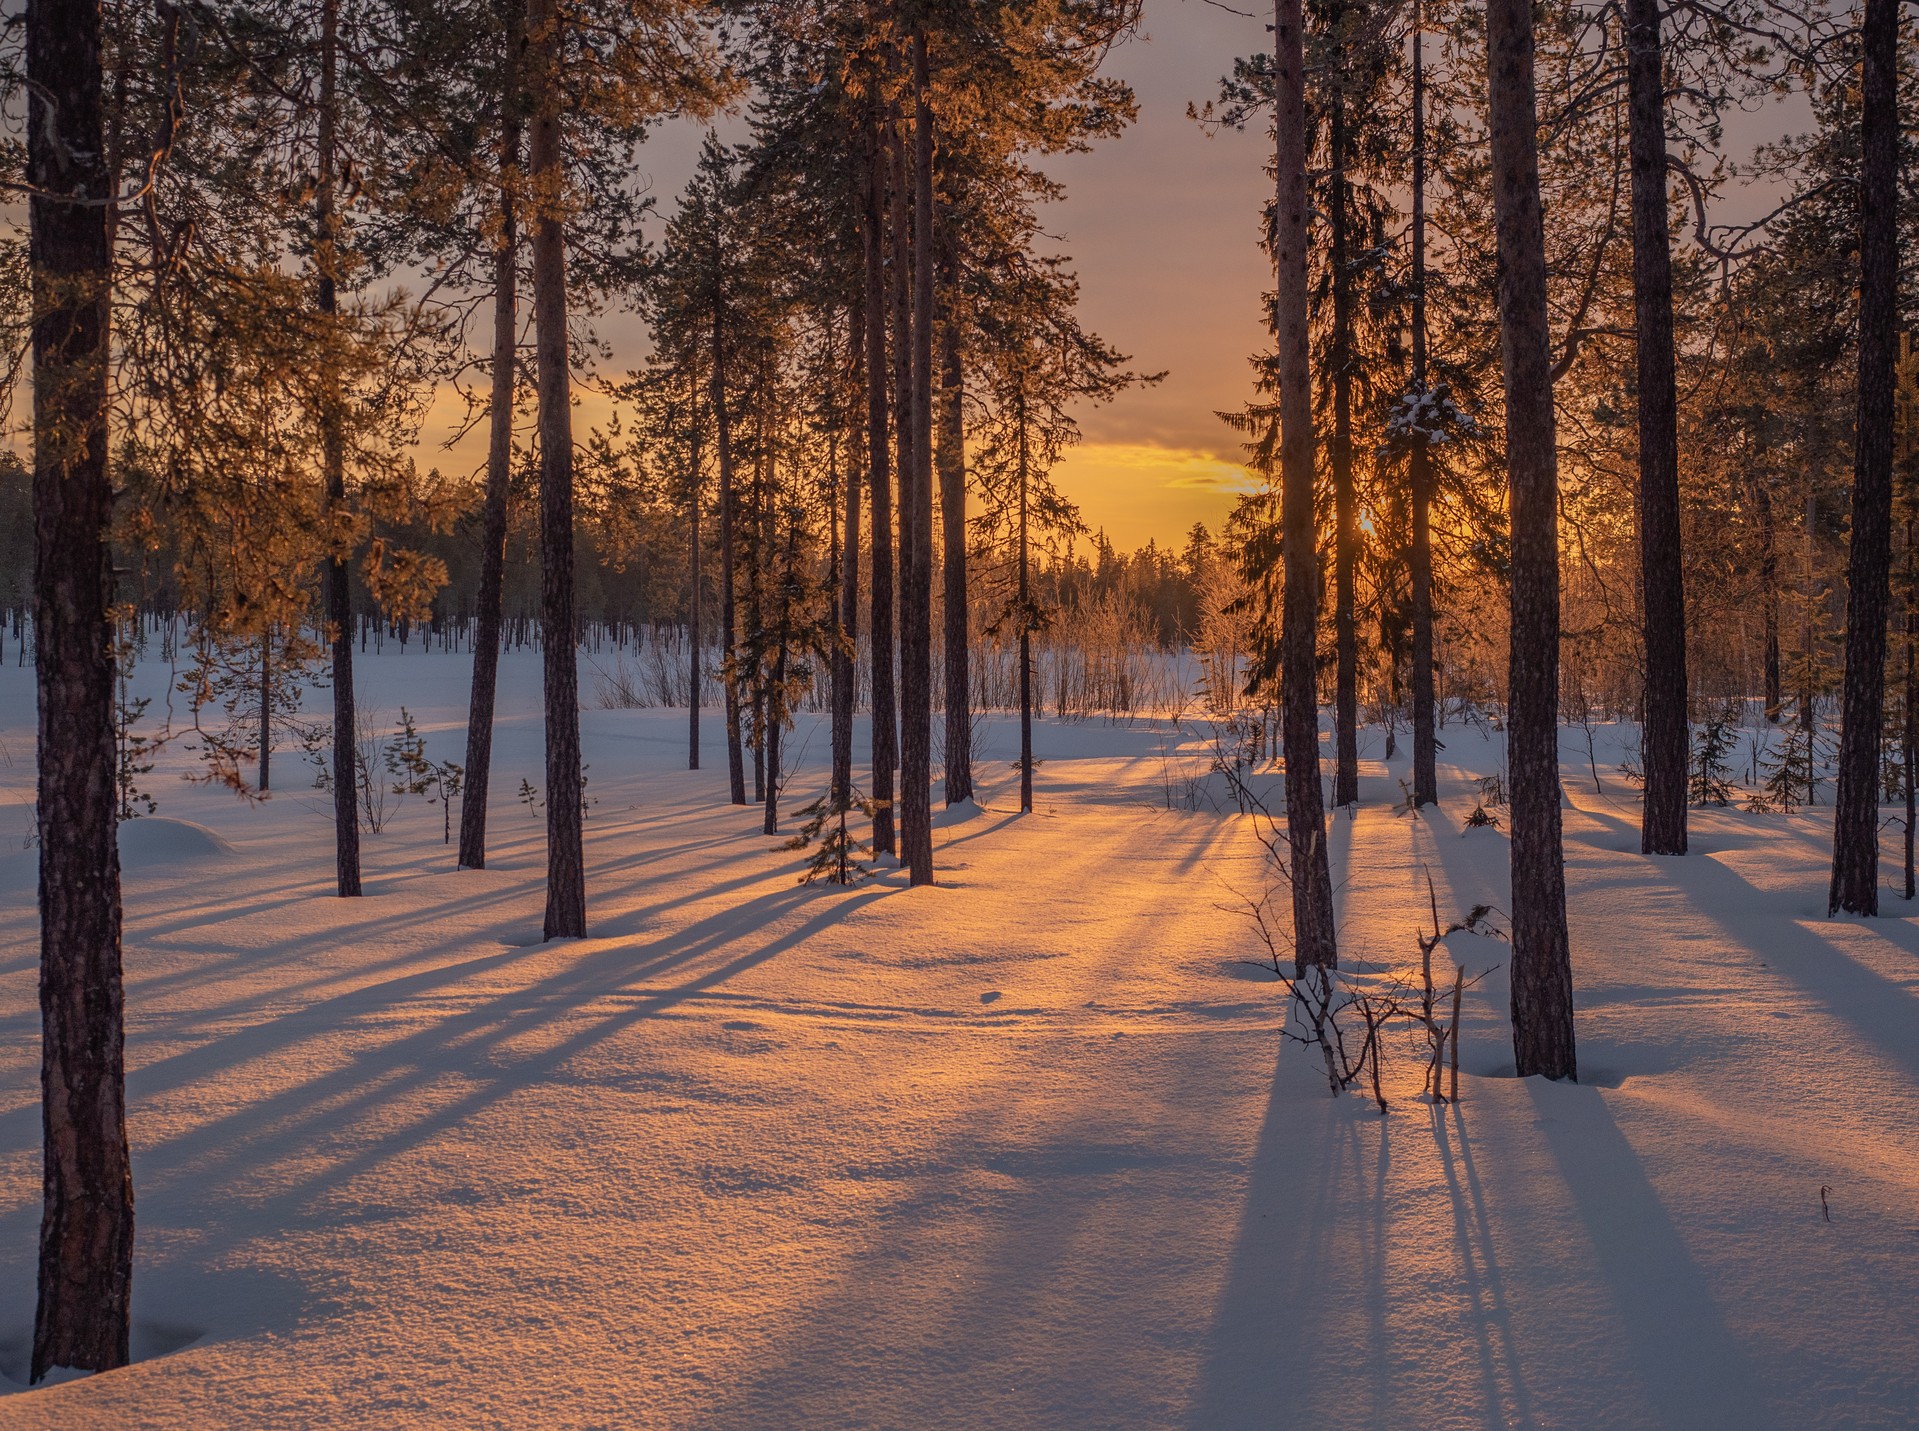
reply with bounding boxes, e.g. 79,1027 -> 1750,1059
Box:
0,646 -> 1915,1428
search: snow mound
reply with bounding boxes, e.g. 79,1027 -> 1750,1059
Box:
117,816 -> 236,866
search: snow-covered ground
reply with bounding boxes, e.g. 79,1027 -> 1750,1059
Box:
1,648 -> 1917,1428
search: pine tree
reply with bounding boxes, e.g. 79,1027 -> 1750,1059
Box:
1486,0 -> 1576,1079
28,0 -> 134,1380
1626,0 -> 1689,857
1274,0 -> 1339,972
1830,0 -> 1902,916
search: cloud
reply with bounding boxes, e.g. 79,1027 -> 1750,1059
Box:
1062,442 -> 1260,493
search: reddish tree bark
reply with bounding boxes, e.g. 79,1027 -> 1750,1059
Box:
1830,0 -> 1900,917
29,0 -> 134,1380
1274,0 -> 1338,971
460,9 -> 524,869
529,0 -> 584,938
1626,0 -> 1689,856
1486,0 -> 1576,1078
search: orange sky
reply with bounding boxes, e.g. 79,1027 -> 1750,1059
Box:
419,1 -> 1275,552
416,0 -> 1812,554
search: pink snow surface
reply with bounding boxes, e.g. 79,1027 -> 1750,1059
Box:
0,649 -> 1916,1427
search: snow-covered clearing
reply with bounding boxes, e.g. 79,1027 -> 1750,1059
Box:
1,649 -> 1917,1427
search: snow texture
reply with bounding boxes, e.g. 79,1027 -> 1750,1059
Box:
0,649 -> 1916,1427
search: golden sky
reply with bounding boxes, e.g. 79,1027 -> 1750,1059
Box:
417,1 -> 1278,553
417,1 -> 1810,555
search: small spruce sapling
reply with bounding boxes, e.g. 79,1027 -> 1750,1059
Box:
1749,721 -> 1825,811
786,788 -> 880,884
386,709 -> 465,844
1688,715 -> 1738,806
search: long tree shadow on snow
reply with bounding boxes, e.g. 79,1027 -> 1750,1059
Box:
1657,844 -> 1919,1088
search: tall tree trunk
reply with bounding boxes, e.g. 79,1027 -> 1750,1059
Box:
529,0 -> 584,938
459,19 -> 522,869
1274,0 -> 1338,973
318,0 -> 360,898
1802,487 -> 1817,735
1626,0 -> 1689,857
1331,92 -> 1359,808
1906,512 -> 1916,898
29,0 -> 133,1380
1757,478 -> 1781,720
939,255 -> 973,806
713,324 -> 744,804
1018,388 -> 1034,814
900,31 -> 936,885
833,299 -> 863,815
259,628 -> 272,793
764,509 -> 798,836
1409,13 -> 1439,808
1486,0 -> 1575,1078
748,398 -> 769,807
1830,0 -> 1899,917
865,103 -> 898,856
688,383 -> 702,771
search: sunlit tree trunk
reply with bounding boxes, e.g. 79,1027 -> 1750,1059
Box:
1486,0 -> 1575,1077
1331,91 -> 1358,809
833,299 -> 863,815
318,0 -> 361,898
1409,13 -> 1438,808
1756,477 -> 1781,720
1626,0 -> 1688,857
939,256 -> 973,806
713,314 -> 745,805
865,102 -> 898,855
529,0 -> 584,938
1018,386 -> 1034,814
688,377 -> 703,772
29,0 -> 133,1381
460,12 -> 523,868
1905,513 -> 1915,899
1274,0 -> 1338,972
259,628 -> 272,793
888,108 -> 915,858
1830,0 -> 1899,917
900,31 -> 936,885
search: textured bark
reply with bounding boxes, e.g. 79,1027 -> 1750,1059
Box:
832,302 -> 862,814
899,33 -> 936,886
1409,17 -> 1438,809
1830,0 -> 1900,917
1756,479 -> 1781,720
688,399 -> 702,773
1487,0 -> 1576,1078
764,511 -> 792,837
748,402 -> 769,807
865,106 -> 898,856
459,22 -> 522,870
713,318 -> 745,805
939,272 -> 973,807
1330,94 -> 1359,809
29,0 -> 133,1381
529,0 -> 584,939
1018,390 -> 1034,814
1906,514 -> 1916,899
258,631 -> 272,793
1274,0 -> 1338,972
318,0 -> 361,899
1626,0 -> 1688,857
